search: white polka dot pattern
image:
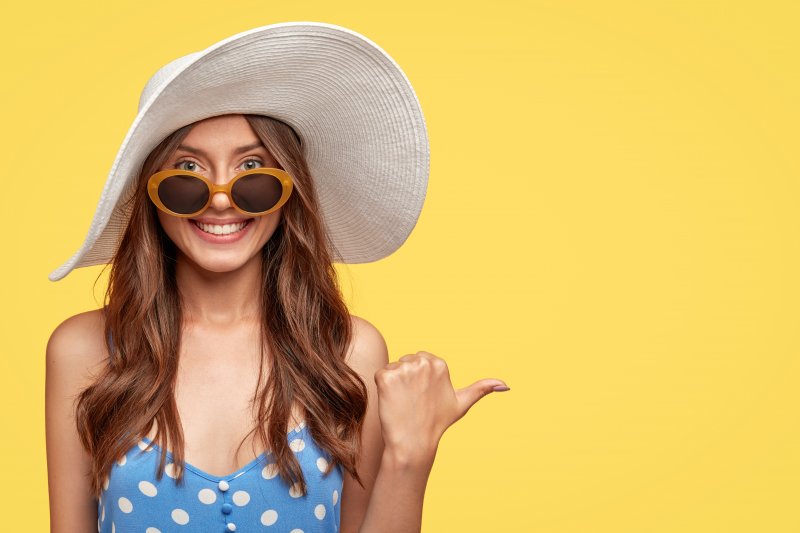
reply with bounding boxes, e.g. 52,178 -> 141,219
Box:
262,463 -> 279,479
98,423 -> 342,532
315,504 -> 326,519
171,508 -> 189,525
117,497 -> 133,513
289,482 -> 303,498
198,488 -> 217,504
261,509 -> 278,526
138,481 -> 157,497
232,490 -> 250,506
164,463 -> 178,479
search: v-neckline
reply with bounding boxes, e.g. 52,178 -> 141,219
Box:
139,421 -> 306,482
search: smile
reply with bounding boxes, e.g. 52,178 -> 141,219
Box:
191,219 -> 252,235
188,218 -> 255,244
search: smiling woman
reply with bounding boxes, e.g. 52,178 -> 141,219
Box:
45,21 -> 507,533
50,109 -> 373,533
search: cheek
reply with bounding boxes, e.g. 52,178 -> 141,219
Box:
156,211 -> 185,243
251,211 -> 282,244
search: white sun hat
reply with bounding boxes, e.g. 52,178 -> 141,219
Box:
48,21 -> 430,282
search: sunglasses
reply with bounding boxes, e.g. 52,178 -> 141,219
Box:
147,167 -> 294,218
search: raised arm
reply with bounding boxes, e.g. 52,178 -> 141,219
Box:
339,316 -> 510,533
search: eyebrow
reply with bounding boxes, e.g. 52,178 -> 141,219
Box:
176,141 -> 266,157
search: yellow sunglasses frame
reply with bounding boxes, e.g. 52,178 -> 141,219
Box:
147,167 -> 294,218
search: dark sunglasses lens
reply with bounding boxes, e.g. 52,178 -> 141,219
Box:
158,174 -> 209,214
232,172 -> 283,213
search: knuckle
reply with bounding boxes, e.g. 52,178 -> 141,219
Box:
431,357 -> 448,372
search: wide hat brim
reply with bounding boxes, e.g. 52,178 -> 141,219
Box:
48,21 -> 430,281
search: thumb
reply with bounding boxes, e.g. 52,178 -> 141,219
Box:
454,379 -> 509,421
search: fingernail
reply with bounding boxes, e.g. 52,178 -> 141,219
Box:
492,385 -> 511,392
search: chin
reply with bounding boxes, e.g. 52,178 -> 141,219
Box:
190,256 -> 255,274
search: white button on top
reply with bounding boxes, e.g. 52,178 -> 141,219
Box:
218,480 -> 229,491
227,523 -> 237,531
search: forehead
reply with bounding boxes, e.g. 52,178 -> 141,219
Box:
180,114 -> 263,150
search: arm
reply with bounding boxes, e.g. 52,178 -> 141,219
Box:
353,345 -> 438,533
45,310 -> 108,533
356,444 -> 436,533
340,317 -> 509,533
339,316 -> 390,532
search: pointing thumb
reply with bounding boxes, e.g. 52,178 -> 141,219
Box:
454,379 -> 510,421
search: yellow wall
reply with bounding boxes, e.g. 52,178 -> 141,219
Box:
3,1 -> 798,531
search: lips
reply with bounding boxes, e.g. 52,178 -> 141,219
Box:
192,219 -> 251,235
188,218 -> 254,243
191,217 -> 252,225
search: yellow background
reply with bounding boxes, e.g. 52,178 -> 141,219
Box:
2,1 -> 798,531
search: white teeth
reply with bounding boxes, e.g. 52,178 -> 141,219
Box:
193,220 -> 249,235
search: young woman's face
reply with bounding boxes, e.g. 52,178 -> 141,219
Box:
156,114 -> 283,274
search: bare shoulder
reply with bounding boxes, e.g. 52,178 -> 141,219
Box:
344,314 -> 390,377
46,308 -> 110,383
45,308 -> 109,532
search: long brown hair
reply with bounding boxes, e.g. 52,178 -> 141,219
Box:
75,114 -> 368,499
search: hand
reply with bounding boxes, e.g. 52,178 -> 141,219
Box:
374,350 -> 509,465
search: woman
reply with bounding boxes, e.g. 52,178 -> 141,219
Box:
45,22 -> 509,533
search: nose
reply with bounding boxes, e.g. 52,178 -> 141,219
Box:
208,173 -> 234,211
209,190 -> 232,211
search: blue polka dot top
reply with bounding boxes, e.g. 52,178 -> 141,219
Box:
97,421 -> 343,533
